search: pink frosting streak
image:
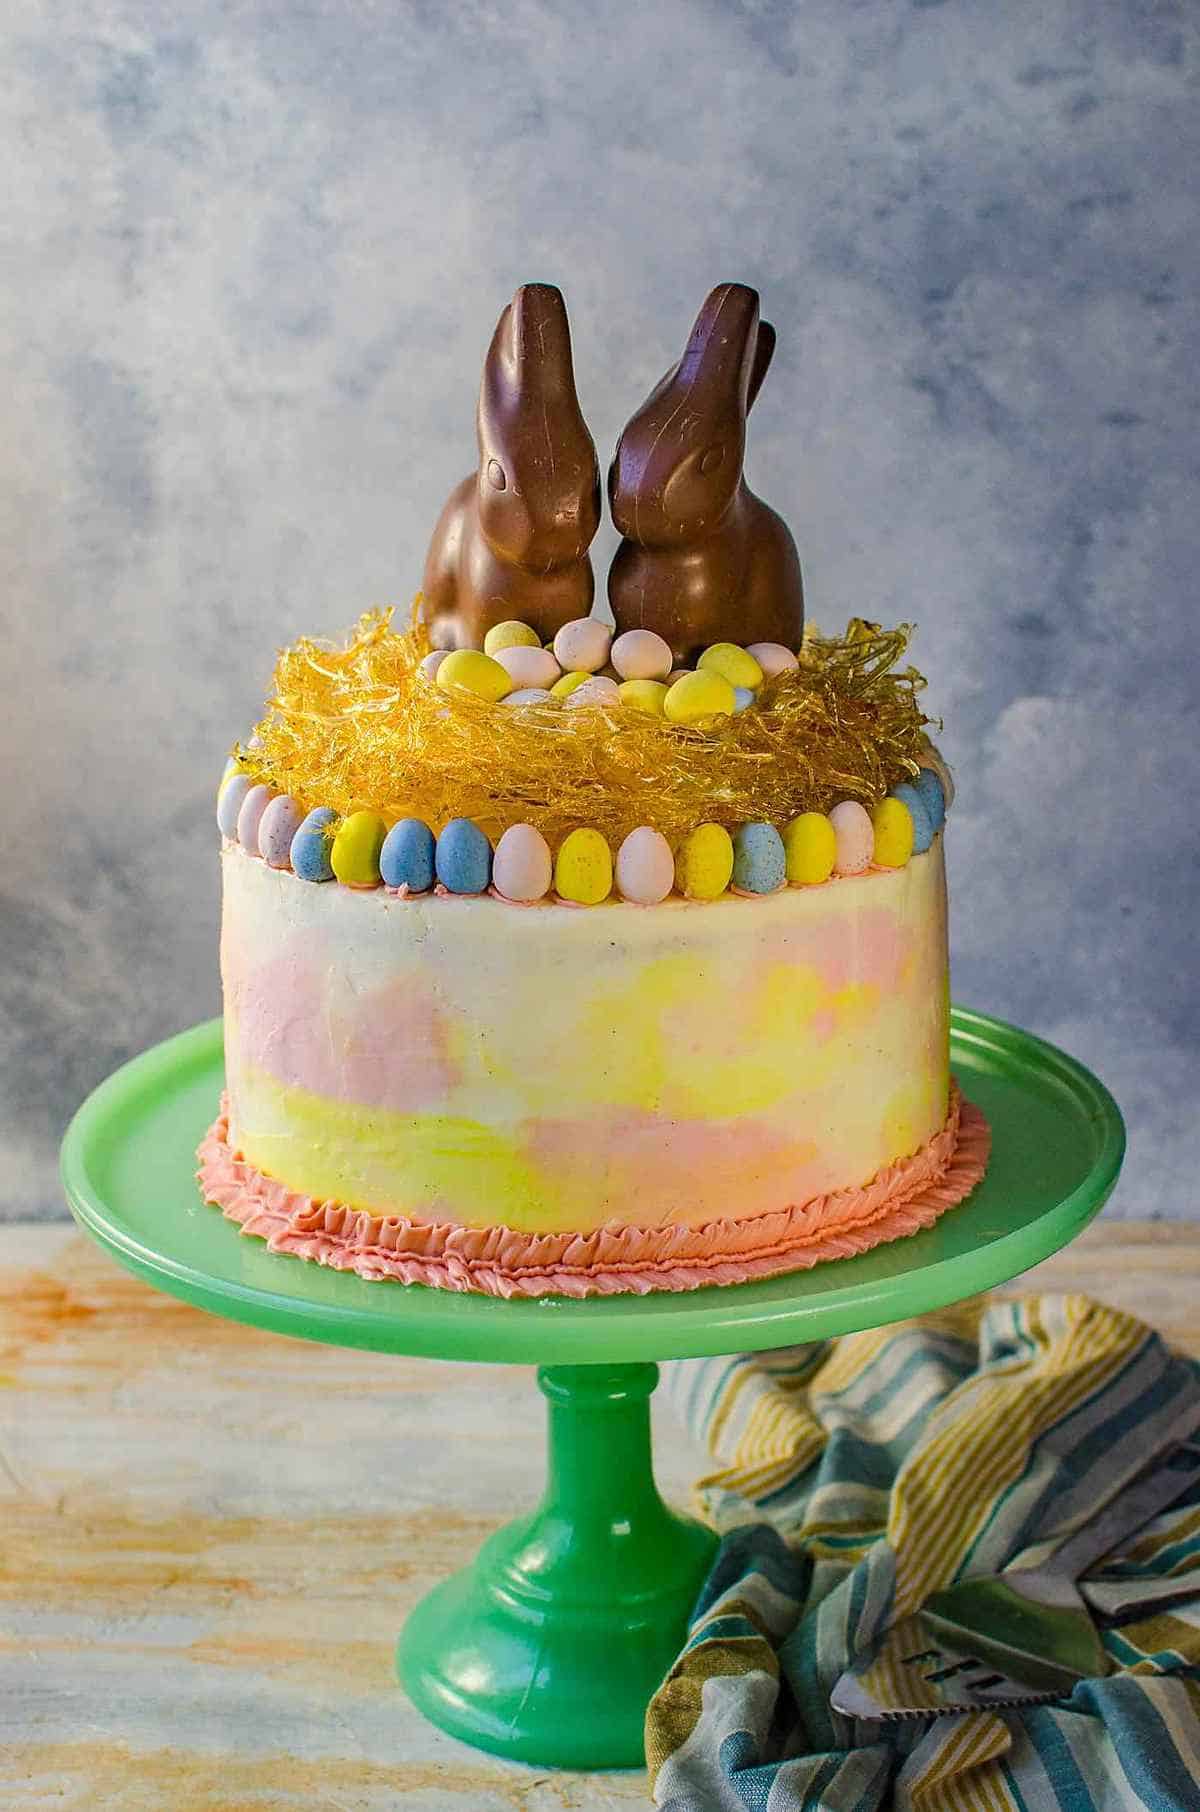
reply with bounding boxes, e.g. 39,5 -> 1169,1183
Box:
196,1085 -> 990,1299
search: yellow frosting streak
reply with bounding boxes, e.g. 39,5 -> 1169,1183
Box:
233,1067 -> 557,1230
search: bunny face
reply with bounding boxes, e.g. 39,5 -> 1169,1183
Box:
475,285 -> 601,571
608,284 -> 762,548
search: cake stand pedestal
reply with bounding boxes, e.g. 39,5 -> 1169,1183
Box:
60,1008 -> 1123,1770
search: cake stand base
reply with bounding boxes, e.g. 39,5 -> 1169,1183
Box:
61,1010 -> 1125,1771
398,1362 -> 715,1768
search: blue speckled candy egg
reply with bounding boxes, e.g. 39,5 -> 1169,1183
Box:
732,686 -> 755,713
914,765 -> 946,834
380,818 -> 436,892
290,807 -> 338,882
890,783 -> 934,853
732,822 -> 786,893
435,818 -> 492,894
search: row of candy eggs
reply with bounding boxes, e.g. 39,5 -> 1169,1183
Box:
420,618 -> 800,725
217,766 -> 946,904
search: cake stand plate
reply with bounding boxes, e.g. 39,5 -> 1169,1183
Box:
61,1008 -> 1123,1770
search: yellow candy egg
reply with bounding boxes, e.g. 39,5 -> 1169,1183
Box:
619,678 -> 670,717
871,797 -> 915,868
783,812 -> 837,886
331,810 -> 387,887
436,649 -> 513,702
697,642 -> 764,690
551,669 -> 592,699
663,670 -> 736,726
554,827 -> 613,905
483,620 -> 540,655
677,823 -> 734,900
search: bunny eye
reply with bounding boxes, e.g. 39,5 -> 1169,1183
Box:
699,445 -> 725,475
487,459 -> 507,491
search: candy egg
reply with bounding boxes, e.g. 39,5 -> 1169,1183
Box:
610,629 -> 673,681
436,649 -> 513,703
483,620 -> 541,655
732,822 -> 786,894
331,810 -> 387,887
871,796 -> 915,869
503,687 -> 554,706
552,618 -> 612,674
676,823 -> 734,900
745,642 -> 800,678
914,763 -> 948,829
419,650 -> 449,681
829,800 -> 873,876
618,679 -> 669,717
698,643 -> 764,690
783,812 -> 836,886
563,675 -> 621,710
290,807 -> 338,882
493,824 -> 553,902
216,771 -> 252,839
494,644 -> 562,690
550,669 -> 592,699
436,818 -> 492,894
732,686 -> 755,713
663,670 -> 736,726
555,828 -> 613,904
236,783 -> 273,850
258,794 -> 305,869
616,827 -> 675,904
890,783 -> 934,853
380,817 -> 436,892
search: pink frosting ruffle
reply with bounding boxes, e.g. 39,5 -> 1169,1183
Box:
195,1085 -> 990,1298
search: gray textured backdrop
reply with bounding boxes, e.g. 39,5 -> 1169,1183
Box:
3,1 -> 1197,1222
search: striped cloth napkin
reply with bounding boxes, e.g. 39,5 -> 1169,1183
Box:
650,1296 -> 1200,1811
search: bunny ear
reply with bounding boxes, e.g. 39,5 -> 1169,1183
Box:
489,283 -> 579,401
676,283 -> 761,416
747,319 -> 776,413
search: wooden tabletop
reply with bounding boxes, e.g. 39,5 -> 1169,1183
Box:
3,1221 -> 1197,1810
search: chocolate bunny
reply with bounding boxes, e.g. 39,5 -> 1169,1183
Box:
607,283 -> 805,665
422,284 -> 601,650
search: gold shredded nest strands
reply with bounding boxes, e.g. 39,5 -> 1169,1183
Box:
236,603 -> 931,846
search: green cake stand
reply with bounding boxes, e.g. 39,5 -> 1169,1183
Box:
60,1007 -> 1123,1771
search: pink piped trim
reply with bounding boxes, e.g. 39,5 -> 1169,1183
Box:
196,1086 -> 989,1299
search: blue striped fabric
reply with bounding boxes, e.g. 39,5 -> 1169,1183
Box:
649,1297 -> 1200,1811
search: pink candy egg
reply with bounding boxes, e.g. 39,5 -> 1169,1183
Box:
419,650 -> 449,681
258,794 -> 305,868
746,642 -> 799,677
564,675 -> 621,709
236,783 -> 274,850
829,800 -> 874,875
492,824 -> 553,902
552,617 -> 612,674
611,629 -> 673,681
494,644 -> 562,689
616,827 -> 676,904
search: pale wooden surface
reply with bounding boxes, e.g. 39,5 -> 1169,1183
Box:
2,1222 -> 1199,1810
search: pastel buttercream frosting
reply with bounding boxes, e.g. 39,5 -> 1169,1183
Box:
218,837 -> 952,1238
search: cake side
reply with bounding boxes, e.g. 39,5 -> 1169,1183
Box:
220,835 -> 950,1236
